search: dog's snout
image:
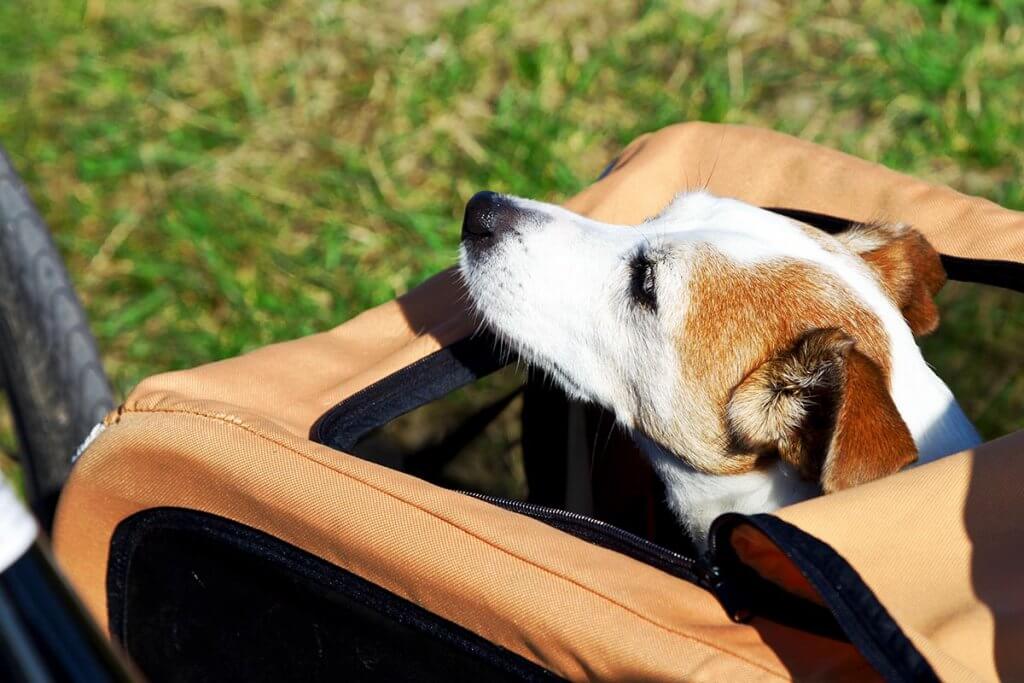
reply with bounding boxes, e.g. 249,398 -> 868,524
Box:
462,190 -> 516,240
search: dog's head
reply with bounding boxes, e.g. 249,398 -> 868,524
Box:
459,190 -> 947,493
460,189 -> 946,493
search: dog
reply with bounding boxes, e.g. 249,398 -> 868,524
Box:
458,190 -> 981,547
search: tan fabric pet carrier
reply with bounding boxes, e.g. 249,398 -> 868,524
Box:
53,123 -> 1024,682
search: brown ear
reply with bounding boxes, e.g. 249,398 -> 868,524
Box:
726,328 -> 918,494
836,222 -> 946,336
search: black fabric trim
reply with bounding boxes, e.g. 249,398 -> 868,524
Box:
309,331 -> 507,451
710,514 -> 939,683
938,254 -> 1024,293
597,157 -> 619,179
764,207 -> 856,235
108,507 -> 560,682
766,206 -> 1024,293
699,554 -> 847,641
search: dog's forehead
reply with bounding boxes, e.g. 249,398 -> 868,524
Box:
642,194 -> 835,265
516,192 -> 833,264
636,196 -> 895,374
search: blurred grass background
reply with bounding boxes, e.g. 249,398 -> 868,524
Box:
1,0 -> 1022,477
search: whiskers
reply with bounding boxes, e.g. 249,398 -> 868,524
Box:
681,128 -> 725,194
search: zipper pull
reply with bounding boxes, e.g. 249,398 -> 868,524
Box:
694,555 -> 753,623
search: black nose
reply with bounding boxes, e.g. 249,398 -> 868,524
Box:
462,190 -> 515,239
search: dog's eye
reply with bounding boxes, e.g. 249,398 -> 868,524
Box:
629,252 -> 658,312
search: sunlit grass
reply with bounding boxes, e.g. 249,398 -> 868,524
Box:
0,0 -> 1021,463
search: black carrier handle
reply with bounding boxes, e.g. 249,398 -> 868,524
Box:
310,331 -> 508,452
767,207 -> 1024,292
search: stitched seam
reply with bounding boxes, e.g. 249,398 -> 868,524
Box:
113,404 -> 788,680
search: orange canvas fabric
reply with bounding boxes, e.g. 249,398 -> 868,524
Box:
567,122 -> 1024,265
774,431 -> 1024,682
55,399 -> 875,681
54,122 -> 1024,681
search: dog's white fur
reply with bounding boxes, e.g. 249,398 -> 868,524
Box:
460,191 -> 981,546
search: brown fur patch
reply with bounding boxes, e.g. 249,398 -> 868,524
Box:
724,327 -> 917,492
643,250 -> 892,476
726,328 -> 851,480
837,223 -> 946,336
823,347 -> 918,491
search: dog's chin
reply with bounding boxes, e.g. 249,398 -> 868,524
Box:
527,357 -> 594,403
463,303 -> 593,406
460,252 -> 602,407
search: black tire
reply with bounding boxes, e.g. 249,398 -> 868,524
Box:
0,145 -> 113,530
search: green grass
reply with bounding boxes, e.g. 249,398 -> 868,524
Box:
0,0 -> 1022,472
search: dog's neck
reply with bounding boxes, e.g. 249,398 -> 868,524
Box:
888,357 -> 981,465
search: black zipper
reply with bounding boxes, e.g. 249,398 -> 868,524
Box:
462,492 -> 752,622
694,545 -> 754,623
